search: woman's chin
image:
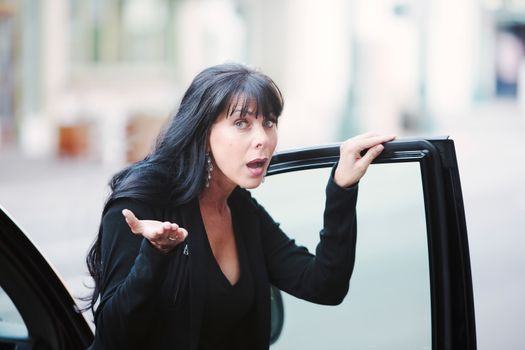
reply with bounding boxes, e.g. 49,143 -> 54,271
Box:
240,178 -> 264,189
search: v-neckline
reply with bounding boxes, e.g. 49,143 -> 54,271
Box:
198,199 -> 242,287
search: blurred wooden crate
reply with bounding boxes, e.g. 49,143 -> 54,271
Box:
58,123 -> 91,158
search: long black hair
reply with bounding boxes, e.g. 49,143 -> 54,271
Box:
84,63 -> 284,313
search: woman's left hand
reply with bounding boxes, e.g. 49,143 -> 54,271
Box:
334,132 -> 396,188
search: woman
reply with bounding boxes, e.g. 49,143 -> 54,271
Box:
86,63 -> 395,349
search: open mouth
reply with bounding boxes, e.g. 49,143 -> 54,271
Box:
246,158 -> 268,177
247,159 -> 266,169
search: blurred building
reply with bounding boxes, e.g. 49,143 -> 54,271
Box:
1,0 -> 525,162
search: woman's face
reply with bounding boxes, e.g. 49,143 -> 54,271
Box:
208,98 -> 278,191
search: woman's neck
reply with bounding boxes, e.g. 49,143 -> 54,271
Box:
199,179 -> 235,214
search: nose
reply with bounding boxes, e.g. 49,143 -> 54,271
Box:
253,121 -> 269,149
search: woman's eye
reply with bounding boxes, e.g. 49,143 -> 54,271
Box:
234,120 -> 248,128
263,119 -> 275,128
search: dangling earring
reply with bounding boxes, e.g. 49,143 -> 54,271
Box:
205,151 -> 213,188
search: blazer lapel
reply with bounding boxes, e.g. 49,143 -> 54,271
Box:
230,189 -> 271,348
179,198 -> 210,349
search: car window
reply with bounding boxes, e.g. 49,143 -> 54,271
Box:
252,163 -> 431,349
0,286 -> 28,339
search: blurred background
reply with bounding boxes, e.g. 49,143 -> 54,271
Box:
0,0 -> 523,348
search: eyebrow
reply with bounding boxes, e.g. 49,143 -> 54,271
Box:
229,107 -> 256,117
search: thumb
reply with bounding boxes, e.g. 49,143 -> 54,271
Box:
122,209 -> 142,234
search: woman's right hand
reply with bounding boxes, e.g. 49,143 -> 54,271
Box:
122,209 -> 188,254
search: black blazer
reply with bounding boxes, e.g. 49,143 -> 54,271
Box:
88,175 -> 358,349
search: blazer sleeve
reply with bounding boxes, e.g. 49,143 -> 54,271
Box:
258,170 -> 358,305
89,198 -> 174,349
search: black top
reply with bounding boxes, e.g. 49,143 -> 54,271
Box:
199,213 -> 254,350
88,171 -> 358,350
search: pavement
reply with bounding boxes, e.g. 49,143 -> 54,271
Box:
0,99 -> 524,348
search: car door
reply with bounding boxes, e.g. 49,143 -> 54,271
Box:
253,137 -> 476,349
0,207 -> 93,349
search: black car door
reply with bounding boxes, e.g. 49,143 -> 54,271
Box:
254,137 -> 476,349
0,207 -> 93,349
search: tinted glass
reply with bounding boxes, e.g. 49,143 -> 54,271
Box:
0,286 -> 28,339
252,163 -> 431,349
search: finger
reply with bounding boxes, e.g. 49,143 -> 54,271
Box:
165,229 -> 186,245
178,228 -> 188,241
355,134 -> 395,151
122,209 -> 142,234
156,223 -> 178,241
360,144 -> 384,166
164,223 -> 180,238
157,228 -> 188,252
170,227 -> 186,241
